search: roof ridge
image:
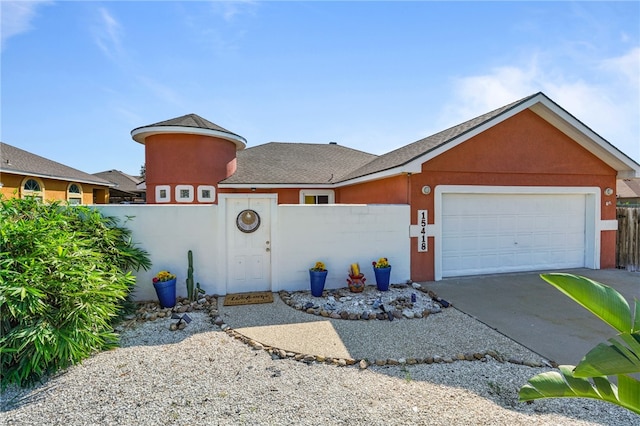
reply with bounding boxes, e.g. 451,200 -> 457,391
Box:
249,141 -> 377,156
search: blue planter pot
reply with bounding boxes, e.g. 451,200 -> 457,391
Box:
153,278 -> 177,308
309,270 -> 328,297
373,267 -> 391,291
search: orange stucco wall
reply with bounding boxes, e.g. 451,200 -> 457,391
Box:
145,133 -> 237,204
0,173 -> 108,204
338,174 -> 410,204
218,175 -> 411,205
408,110 -> 618,281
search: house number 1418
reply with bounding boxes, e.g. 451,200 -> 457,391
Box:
418,210 -> 427,252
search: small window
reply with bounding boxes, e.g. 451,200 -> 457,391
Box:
22,177 -> 44,201
175,185 -> 194,203
67,183 -> 82,205
197,185 -> 216,202
300,190 -> 334,204
155,185 -> 171,203
24,179 -> 41,191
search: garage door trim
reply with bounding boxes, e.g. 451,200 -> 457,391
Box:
433,185 -> 600,280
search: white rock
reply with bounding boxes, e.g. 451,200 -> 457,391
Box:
402,309 -> 415,319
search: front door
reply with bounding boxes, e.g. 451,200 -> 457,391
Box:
226,197 -> 272,294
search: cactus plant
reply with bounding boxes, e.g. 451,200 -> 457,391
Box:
186,250 -> 203,302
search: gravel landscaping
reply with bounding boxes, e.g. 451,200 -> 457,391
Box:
1,294 -> 637,426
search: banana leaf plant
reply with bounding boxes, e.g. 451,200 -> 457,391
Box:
518,273 -> 639,414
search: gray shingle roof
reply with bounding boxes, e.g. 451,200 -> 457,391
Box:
337,93 -> 539,182
93,170 -> 143,194
220,142 -> 378,184
617,178 -> 640,199
131,113 -> 244,141
0,142 -> 113,186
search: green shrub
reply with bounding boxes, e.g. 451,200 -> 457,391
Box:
519,273 -> 639,414
0,197 -> 151,388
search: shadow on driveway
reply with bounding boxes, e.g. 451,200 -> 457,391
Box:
422,268 -> 639,365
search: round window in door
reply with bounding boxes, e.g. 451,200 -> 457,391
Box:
236,209 -> 261,233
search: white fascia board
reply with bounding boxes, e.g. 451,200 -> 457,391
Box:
131,126 -> 247,150
529,99 -> 640,178
334,167 -> 418,187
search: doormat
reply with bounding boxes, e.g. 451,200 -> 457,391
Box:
223,291 -> 274,306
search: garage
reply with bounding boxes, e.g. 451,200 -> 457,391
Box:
437,188 -> 597,278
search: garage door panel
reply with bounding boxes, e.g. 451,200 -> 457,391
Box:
442,193 -> 586,277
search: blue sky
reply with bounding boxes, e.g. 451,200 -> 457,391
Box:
2,1 -> 639,176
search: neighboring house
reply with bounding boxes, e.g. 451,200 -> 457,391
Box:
617,178 -> 640,206
131,92 -> 640,282
93,169 -> 145,204
0,142 -> 113,204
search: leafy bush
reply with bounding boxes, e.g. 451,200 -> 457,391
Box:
519,273 -> 639,414
0,197 -> 151,388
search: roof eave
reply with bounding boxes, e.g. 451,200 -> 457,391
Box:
218,183 -> 336,189
131,126 -> 247,150
0,169 -> 115,187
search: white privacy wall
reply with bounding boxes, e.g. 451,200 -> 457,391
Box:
97,203 -> 410,299
273,204 -> 411,292
96,205 -> 221,300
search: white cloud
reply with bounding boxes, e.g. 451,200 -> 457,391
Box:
600,47 -> 640,89
441,64 -> 539,125
92,7 -> 123,60
209,0 -> 258,22
439,47 -> 640,162
0,0 -> 52,51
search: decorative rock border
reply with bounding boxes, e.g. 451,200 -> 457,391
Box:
279,283 -> 451,321
120,295 -> 219,326
123,294 -> 551,370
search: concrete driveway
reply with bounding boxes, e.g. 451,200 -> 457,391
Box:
422,268 -> 639,365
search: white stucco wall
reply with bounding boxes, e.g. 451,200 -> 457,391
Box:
273,204 -> 411,292
96,205 -> 221,300
97,203 -> 410,299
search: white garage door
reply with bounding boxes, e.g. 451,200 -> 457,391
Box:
442,193 -> 586,277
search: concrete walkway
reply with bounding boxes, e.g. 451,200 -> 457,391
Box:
218,292 -> 540,363
422,268 -> 639,365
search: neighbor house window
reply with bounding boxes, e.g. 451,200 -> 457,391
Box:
67,183 -> 82,205
300,190 -> 334,204
197,185 -> 215,203
155,185 -> 171,203
22,177 -> 44,201
175,185 -> 194,203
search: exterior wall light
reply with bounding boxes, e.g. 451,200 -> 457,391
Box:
604,187 -> 614,196
421,185 -> 431,195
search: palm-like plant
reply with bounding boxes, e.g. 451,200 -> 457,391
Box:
519,273 -> 639,414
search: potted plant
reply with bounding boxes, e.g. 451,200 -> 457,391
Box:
346,263 -> 366,293
309,261 -> 328,297
372,257 -> 391,291
153,270 -> 177,308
